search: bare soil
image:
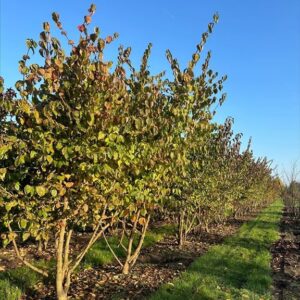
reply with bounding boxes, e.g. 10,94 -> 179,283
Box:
271,208 -> 300,300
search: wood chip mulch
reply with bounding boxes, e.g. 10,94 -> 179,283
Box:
2,213 -> 259,300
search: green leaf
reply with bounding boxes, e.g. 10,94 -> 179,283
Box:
98,132 -> 105,140
0,168 -> 7,181
20,219 -> 27,229
15,182 -> 20,191
30,151 -> 37,158
46,155 -> 53,164
51,189 -> 58,197
36,186 -> 46,197
22,232 -> 30,241
0,145 -> 11,158
24,185 -> 35,196
5,203 -> 12,212
15,154 -> 26,166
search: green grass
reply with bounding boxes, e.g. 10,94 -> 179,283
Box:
84,224 -> 176,267
0,224 -> 175,299
150,199 -> 284,300
0,260 -> 54,300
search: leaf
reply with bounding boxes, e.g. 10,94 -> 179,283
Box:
52,12 -> 60,23
105,36 -> 113,44
24,185 -> 35,196
83,204 -> 89,212
0,145 -> 11,158
43,22 -> 50,32
59,187 -> 66,196
131,215 -> 137,223
138,217 -> 146,226
98,132 -> 106,140
65,182 -> 74,188
20,219 -> 27,229
8,232 -> 17,241
56,142 -> 63,150
46,155 -> 53,164
36,186 -> 46,197
140,209 -> 147,216
77,24 -> 85,32
5,202 -> 16,212
15,182 -> 20,191
84,15 -> 91,24
22,232 -> 30,241
0,168 -> 7,181
15,154 -> 26,167
89,4 -> 96,13
30,151 -> 37,159
51,189 -> 58,197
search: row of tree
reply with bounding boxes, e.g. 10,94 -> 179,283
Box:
283,163 -> 300,218
0,4 -> 281,300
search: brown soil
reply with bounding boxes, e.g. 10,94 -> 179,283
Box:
271,207 -> 300,300
1,212 -> 259,300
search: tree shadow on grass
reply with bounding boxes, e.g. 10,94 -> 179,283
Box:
150,205 -> 282,300
0,260 -> 55,300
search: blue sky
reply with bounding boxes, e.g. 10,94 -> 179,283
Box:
0,0 -> 299,177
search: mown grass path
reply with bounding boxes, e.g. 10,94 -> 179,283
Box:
150,199 -> 284,300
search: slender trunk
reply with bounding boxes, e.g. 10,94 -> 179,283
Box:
44,238 -> 49,250
122,261 -> 130,275
178,210 -> 185,248
130,215 -> 150,267
56,219 -> 68,300
122,214 -> 150,274
204,220 -> 209,233
38,240 -> 43,254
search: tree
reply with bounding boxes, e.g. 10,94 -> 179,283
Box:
283,161 -> 300,218
0,4 -> 132,299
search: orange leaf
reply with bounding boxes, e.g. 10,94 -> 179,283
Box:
138,217 -> 146,226
84,15 -> 91,24
105,36 -> 113,44
65,182 -> 74,188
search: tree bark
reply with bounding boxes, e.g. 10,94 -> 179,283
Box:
121,213 -> 150,274
56,219 -> 68,300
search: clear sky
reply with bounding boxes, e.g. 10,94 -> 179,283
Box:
0,0 -> 299,177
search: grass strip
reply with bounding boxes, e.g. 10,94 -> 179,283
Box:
150,199 -> 284,300
84,224 -> 175,267
0,224 -> 175,300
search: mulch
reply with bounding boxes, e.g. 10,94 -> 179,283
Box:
271,207 -> 300,300
2,213 -> 258,300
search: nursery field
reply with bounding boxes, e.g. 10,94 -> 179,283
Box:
1,3 -> 299,300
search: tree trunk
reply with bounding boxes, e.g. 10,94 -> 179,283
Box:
121,214 -> 150,274
122,261 -> 130,275
178,210 -> 185,248
56,219 -> 69,300
56,271 -> 68,300
38,240 -> 43,254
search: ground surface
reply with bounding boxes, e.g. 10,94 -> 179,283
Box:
26,220 -> 243,300
1,214 -> 253,299
151,200 -> 283,300
0,202 -> 288,300
271,208 -> 300,300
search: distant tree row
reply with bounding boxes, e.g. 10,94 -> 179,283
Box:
283,162 -> 300,218
0,4 -> 282,300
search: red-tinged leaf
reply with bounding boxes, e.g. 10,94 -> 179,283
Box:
77,24 -> 85,32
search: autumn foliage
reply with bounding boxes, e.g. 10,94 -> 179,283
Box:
0,4 -> 281,300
